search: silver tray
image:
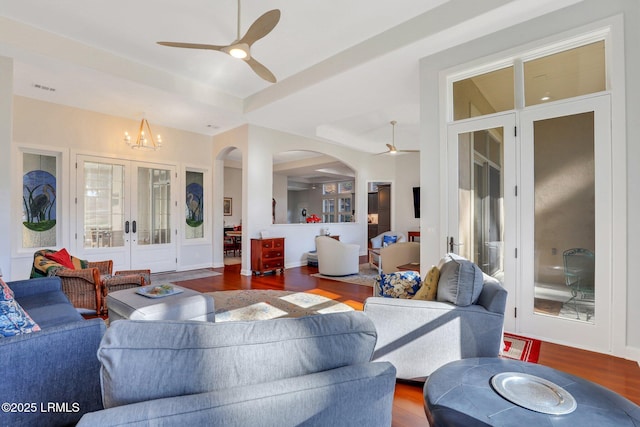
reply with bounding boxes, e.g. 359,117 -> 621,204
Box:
135,284 -> 183,299
491,372 -> 577,415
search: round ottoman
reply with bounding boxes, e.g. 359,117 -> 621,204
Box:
424,357 -> 640,426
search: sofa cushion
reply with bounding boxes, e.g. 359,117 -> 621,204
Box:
382,235 -> 398,247
413,266 -> 440,301
0,278 -> 14,301
436,254 -> 483,306
0,298 -> 41,337
97,311 -> 378,408
377,271 -> 422,298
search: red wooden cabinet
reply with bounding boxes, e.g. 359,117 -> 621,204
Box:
250,238 -> 285,275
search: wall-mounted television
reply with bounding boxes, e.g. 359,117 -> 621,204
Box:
412,187 -> 420,218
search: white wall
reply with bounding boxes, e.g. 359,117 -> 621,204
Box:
8,96 -> 214,278
0,57 -> 13,280
419,0 -> 639,359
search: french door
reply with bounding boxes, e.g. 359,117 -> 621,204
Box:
519,95 -> 611,353
447,113 -> 517,331
75,155 -> 177,273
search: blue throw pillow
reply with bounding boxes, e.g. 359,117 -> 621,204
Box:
382,235 -> 398,247
0,298 -> 41,337
377,271 -> 422,298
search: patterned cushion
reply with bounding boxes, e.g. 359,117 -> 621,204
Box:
382,235 -> 398,247
0,298 -> 41,337
0,278 -> 14,302
377,271 -> 422,298
31,249 -> 88,278
413,266 -> 440,301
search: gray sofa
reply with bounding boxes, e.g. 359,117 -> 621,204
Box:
364,254 -> 508,381
78,311 -> 397,426
1,277 -> 106,427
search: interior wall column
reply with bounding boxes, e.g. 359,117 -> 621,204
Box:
0,56 -> 14,279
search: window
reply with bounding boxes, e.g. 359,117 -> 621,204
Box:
322,181 -> 354,223
21,150 -> 60,249
452,38 -> 606,120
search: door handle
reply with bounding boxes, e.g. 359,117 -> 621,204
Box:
125,221 -> 130,234
132,220 -> 137,233
448,237 -> 463,253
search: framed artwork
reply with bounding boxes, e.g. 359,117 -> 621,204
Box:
223,197 -> 232,216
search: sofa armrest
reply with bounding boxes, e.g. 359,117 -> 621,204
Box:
0,318 -> 106,426
364,297 -> 505,380
8,276 -> 63,299
78,362 -> 396,427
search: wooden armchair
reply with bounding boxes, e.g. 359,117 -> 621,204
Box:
31,249 -> 148,315
31,249 -> 112,315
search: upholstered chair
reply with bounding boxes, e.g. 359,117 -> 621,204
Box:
315,236 -> 360,276
370,231 -> 406,249
364,253 -> 508,381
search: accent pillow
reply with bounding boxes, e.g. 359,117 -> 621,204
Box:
377,271 -> 422,298
413,266 -> 440,301
436,253 -> 483,306
45,248 -> 75,270
0,278 -> 14,302
0,298 -> 41,337
382,235 -> 398,247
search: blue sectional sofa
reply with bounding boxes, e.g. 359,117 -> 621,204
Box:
78,312 -> 397,426
0,277 -> 106,427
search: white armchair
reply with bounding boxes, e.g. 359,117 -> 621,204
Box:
315,236 -> 360,276
370,231 -> 406,249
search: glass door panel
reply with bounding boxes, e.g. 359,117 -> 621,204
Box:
457,128 -> 504,276
82,161 -> 126,249
136,167 -> 172,246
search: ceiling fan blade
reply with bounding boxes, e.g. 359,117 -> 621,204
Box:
245,57 -> 277,83
386,143 -> 395,151
239,9 -> 281,46
157,41 -> 227,51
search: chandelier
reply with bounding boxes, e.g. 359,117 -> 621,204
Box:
124,118 -> 163,150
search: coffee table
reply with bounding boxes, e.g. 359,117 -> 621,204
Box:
424,357 -> 640,426
107,285 -> 215,322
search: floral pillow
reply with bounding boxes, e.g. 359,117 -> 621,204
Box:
377,271 -> 422,298
0,298 -> 41,337
0,278 -> 14,302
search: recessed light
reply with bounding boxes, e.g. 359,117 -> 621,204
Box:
541,96 -> 551,101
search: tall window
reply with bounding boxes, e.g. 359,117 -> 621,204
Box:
322,181 -> 354,223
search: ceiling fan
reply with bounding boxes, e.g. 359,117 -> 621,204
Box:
377,120 -> 419,155
157,0 -> 280,83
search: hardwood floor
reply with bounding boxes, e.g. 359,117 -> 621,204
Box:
175,262 -> 640,426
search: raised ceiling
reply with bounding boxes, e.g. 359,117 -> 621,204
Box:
0,0 -> 583,153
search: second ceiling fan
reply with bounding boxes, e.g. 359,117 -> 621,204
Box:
157,0 -> 280,83
377,120 -> 418,155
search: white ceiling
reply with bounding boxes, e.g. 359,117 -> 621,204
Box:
0,0 -> 583,153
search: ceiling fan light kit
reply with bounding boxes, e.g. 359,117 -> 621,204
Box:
377,120 -> 418,155
157,1 -> 279,83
